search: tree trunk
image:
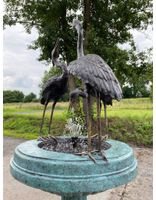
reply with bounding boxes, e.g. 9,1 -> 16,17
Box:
68,74 -> 80,111
60,2 -> 78,111
83,0 -> 95,133
84,0 -> 91,53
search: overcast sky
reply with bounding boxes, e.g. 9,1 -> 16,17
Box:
3,24 -> 48,97
3,24 -> 152,97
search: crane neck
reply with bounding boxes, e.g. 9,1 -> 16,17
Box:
77,28 -> 84,59
54,60 -> 68,76
60,63 -> 68,76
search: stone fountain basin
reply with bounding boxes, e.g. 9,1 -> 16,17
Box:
10,139 -> 137,197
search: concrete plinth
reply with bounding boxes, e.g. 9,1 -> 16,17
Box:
62,194 -> 87,200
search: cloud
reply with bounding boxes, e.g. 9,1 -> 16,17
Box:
130,25 -> 153,51
3,24 -> 49,97
118,25 -> 152,51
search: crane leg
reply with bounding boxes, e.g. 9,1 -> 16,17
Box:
96,94 -> 101,152
86,94 -> 92,152
68,98 -> 76,112
68,100 -> 72,112
97,95 -> 108,162
48,101 -> 57,135
73,94 -> 96,163
40,101 -> 48,135
74,85 -> 95,163
104,102 -> 108,136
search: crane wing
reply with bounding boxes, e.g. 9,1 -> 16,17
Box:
68,54 -> 122,100
41,76 -> 61,95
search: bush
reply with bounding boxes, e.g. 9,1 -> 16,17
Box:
32,98 -> 39,102
24,93 -> 37,102
122,84 -> 151,99
3,90 -> 24,103
108,118 -> 152,147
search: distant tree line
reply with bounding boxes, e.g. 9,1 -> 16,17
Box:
3,84 -> 151,104
3,90 -> 38,103
122,84 -> 151,99
3,90 -> 69,103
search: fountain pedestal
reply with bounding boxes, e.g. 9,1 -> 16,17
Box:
10,139 -> 137,199
62,194 -> 87,200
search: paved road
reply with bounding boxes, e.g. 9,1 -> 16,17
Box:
4,137 -> 152,200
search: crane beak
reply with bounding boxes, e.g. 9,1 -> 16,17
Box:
51,38 -> 60,66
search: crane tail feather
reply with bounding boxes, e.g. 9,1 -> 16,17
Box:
40,97 -> 46,105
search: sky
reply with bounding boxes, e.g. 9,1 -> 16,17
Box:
3,24 -> 152,97
3,24 -> 48,97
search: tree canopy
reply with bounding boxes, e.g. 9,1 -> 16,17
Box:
3,90 -> 24,103
24,92 -> 37,102
4,0 -> 153,91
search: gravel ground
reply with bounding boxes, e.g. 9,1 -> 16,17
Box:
108,146 -> 153,200
3,137 -> 152,200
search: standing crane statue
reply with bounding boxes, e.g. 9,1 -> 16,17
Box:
40,39 -> 68,137
68,19 -> 122,160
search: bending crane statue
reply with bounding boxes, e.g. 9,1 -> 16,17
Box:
40,39 -> 68,135
68,19 -> 122,158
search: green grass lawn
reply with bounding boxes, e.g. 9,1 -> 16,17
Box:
3,98 -> 153,146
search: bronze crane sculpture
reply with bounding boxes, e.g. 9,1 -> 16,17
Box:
40,39 -> 68,135
68,19 -> 122,159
